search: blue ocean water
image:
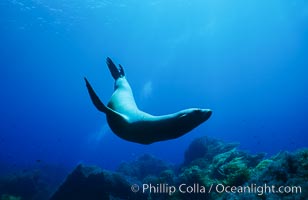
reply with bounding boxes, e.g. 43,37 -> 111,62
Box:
0,0 -> 307,175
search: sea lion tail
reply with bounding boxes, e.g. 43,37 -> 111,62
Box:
106,57 -> 125,80
84,77 -> 108,113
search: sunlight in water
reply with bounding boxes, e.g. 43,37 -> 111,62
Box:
87,123 -> 109,145
141,80 -> 153,99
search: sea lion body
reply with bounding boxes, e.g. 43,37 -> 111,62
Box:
85,58 -> 212,144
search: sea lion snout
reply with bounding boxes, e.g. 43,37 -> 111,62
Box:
191,108 -> 212,122
200,109 -> 212,122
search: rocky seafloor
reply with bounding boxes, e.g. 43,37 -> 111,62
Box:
1,136 -> 307,200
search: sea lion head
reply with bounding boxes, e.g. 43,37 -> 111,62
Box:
177,108 -> 212,132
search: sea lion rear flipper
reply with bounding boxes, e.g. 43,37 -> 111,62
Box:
106,57 -> 125,79
84,77 -> 108,113
119,64 -> 125,77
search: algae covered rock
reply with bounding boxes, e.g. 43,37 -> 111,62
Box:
1,195 -> 21,200
210,150 -> 256,186
245,149 -> 308,200
219,157 -> 251,186
159,170 -> 176,184
178,136 -> 267,199
117,154 -> 173,181
181,137 -> 264,187
48,138 -> 307,200
255,159 -> 274,171
0,169 -> 48,200
179,165 -> 206,185
184,136 -> 239,165
50,164 -> 146,200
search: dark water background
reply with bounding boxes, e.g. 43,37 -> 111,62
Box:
1,0 -> 307,173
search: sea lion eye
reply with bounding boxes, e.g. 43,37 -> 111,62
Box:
180,113 -> 188,118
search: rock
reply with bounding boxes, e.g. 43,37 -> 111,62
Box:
184,136 -> 239,165
117,154 -> 172,181
50,164 -> 145,200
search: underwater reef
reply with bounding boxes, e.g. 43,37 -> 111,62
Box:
0,164 -> 68,200
1,136 -> 307,200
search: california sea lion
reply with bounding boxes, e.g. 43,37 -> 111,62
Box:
85,57 -> 212,144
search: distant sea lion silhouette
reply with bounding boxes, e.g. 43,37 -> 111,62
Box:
84,57 -> 212,144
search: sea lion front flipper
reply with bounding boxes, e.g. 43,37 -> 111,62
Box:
106,57 -> 125,80
84,77 -> 108,113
